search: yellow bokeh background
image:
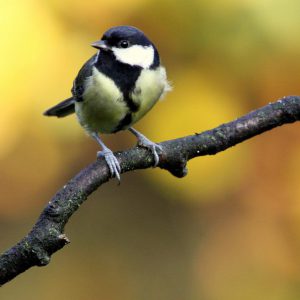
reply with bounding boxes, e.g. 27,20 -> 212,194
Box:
2,1 -> 300,299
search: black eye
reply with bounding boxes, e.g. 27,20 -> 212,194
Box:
119,40 -> 130,48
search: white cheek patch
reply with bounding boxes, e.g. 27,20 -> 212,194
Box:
112,45 -> 154,68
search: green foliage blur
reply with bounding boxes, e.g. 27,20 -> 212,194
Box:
1,0 -> 300,299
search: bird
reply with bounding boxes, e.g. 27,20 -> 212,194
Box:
44,25 -> 171,181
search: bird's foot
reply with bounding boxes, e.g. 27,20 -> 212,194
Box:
136,135 -> 162,167
97,149 -> 121,182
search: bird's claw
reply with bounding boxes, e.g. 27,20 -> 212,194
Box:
97,149 -> 121,182
137,137 -> 162,167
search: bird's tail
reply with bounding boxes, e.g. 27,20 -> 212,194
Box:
43,97 -> 75,118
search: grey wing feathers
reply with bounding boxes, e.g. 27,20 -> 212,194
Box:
72,54 -> 97,101
43,97 -> 75,118
43,54 -> 97,118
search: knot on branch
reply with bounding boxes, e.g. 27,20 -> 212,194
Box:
30,234 -> 70,266
31,245 -> 51,266
25,226 -> 70,267
159,149 -> 188,178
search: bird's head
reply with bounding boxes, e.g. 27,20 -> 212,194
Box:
91,26 -> 159,69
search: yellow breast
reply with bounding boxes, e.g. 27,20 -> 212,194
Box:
75,67 -> 128,134
130,66 -> 171,126
75,66 -> 171,134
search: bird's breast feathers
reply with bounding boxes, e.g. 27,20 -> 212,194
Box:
75,66 -> 171,134
131,66 -> 171,124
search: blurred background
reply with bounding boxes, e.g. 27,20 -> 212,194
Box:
1,0 -> 300,299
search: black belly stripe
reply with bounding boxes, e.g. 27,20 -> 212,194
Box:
113,112 -> 132,132
124,92 -> 139,112
113,93 -> 140,132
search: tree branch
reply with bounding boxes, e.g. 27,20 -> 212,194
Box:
1,95 -> 300,285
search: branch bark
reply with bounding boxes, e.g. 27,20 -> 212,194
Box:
1,95 -> 300,285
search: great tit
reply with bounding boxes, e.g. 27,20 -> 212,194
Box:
44,25 -> 171,181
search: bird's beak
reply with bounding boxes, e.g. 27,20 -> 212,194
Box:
91,40 -> 109,51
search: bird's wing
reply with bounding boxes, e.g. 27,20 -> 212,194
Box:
72,54 -> 97,101
43,54 -> 97,118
